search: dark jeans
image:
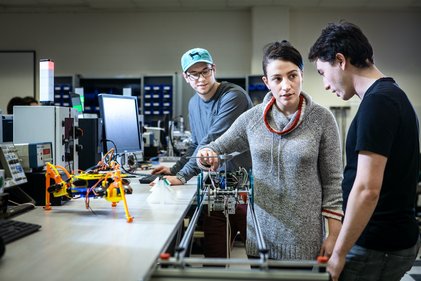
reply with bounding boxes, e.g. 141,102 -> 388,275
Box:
340,236 -> 420,281
203,204 -> 247,258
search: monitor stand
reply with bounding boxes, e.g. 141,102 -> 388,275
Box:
1,186 -> 36,218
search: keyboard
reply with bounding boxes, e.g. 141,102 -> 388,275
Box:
159,156 -> 181,162
138,174 -> 160,184
0,219 -> 41,244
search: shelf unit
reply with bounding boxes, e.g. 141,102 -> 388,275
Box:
78,78 -> 141,115
247,75 -> 267,105
142,75 -> 175,127
54,76 -> 73,107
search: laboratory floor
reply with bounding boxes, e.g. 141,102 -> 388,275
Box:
403,254 -> 421,281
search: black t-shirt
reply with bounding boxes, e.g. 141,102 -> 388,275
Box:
342,77 -> 420,251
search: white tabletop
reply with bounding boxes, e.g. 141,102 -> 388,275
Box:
0,177 -> 197,281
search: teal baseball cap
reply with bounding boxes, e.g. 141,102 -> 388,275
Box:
181,48 -> 214,72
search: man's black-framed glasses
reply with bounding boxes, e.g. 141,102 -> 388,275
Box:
186,67 -> 213,81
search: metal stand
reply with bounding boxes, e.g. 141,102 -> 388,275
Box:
150,154 -> 330,280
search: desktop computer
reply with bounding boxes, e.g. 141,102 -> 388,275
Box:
78,117 -> 101,170
0,115 -> 13,143
13,106 -> 79,173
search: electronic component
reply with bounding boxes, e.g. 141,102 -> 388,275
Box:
78,117 -> 101,170
195,153 -> 253,215
0,143 -> 27,188
166,117 -> 192,157
13,106 -> 78,173
198,168 -> 251,215
14,142 -> 53,172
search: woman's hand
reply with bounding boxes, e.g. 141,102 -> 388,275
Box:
320,233 -> 337,258
197,148 -> 219,171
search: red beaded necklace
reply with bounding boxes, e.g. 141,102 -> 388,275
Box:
263,94 -> 305,135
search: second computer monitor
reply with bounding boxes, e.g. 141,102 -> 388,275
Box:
70,93 -> 83,115
98,94 -> 142,156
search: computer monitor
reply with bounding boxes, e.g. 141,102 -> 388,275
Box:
98,94 -> 142,157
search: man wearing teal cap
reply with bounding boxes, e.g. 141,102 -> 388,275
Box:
180,47 -> 214,72
152,47 -> 253,259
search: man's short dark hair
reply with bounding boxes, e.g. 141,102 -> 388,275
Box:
308,21 -> 374,68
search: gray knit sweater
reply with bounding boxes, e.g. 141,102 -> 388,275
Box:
203,92 -> 343,260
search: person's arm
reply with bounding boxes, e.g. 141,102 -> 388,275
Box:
169,144 -> 196,174
177,91 -> 250,181
151,145 -> 196,185
327,151 -> 386,281
318,109 -> 344,257
197,110 -> 251,170
151,165 -> 171,175
150,144 -> 195,175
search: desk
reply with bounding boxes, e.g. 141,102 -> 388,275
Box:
0,178 -> 197,281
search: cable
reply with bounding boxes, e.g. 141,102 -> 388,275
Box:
168,115 -> 185,156
100,138 -> 118,155
168,121 -> 181,156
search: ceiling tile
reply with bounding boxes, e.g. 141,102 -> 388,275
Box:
228,0 -> 273,7
0,0 -> 419,12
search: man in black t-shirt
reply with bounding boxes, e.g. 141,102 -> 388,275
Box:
309,21 -> 420,281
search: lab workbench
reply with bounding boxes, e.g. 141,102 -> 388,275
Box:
0,177 -> 197,281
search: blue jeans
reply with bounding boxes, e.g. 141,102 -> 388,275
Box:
340,237 -> 420,281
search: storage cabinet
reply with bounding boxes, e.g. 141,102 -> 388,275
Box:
54,76 -> 73,107
247,75 -> 267,105
78,78 -> 141,115
142,75 -> 174,127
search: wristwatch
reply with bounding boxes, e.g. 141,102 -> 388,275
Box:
175,173 -> 187,184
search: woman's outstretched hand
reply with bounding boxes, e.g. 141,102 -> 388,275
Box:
196,148 -> 219,171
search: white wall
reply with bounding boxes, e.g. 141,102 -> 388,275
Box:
290,10 -> 421,109
0,8 -> 420,124
0,11 -> 252,115
0,12 -> 251,76
0,51 -> 35,113
289,10 -> 421,148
